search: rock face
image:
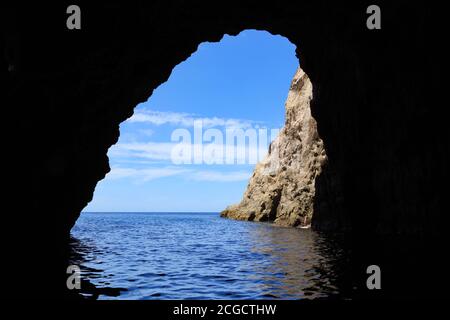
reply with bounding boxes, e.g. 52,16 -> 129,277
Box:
221,68 -> 326,227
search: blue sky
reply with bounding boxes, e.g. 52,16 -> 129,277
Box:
84,30 -> 299,212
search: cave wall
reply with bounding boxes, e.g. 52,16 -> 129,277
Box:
2,1 -> 445,297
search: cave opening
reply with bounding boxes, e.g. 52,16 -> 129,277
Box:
68,30 -> 345,300
81,29 -> 299,214
5,2 -> 441,301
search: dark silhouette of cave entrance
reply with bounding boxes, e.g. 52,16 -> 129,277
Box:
69,30 -> 345,299
4,3 -> 441,299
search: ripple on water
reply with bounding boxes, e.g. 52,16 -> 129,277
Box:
70,212 -> 350,300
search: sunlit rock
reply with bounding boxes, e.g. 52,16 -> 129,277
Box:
221,68 -> 326,227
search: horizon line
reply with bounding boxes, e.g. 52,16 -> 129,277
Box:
81,211 -> 219,214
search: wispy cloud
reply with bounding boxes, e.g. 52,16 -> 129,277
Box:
109,141 -> 269,164
109,142 -> 175,161
128,109 -> 258,129
105,166 -> 251,183
106,166 -> 189,182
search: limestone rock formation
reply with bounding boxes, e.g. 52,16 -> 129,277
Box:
221,68 -> 326,227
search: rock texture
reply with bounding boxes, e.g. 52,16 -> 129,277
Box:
2,2 -> 445,298
221,68 -> 326,227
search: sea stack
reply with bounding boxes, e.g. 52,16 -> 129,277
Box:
220,68 -> 326,227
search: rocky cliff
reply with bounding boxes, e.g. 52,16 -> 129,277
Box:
221,68 -> 326,227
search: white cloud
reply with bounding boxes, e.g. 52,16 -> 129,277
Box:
105,166 -> 251,183
106,166 -> 189,182
109,142 -> 175,161
128,109 -> 258,129
109,141 -> 269,165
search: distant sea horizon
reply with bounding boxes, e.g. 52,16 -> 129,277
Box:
81,211 -> 219,214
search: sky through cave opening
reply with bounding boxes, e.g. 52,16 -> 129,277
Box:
83,30 -> 299,213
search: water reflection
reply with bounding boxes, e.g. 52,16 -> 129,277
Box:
70,213 -> 350,299
69,237 -> 126,299
244,224 -> 350,299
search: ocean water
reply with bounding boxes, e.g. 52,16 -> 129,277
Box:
70,212 -> 349,300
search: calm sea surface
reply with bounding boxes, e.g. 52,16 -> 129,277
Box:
70,212 -> 349,300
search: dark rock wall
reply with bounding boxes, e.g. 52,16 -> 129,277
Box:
2,1 -> 445,297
